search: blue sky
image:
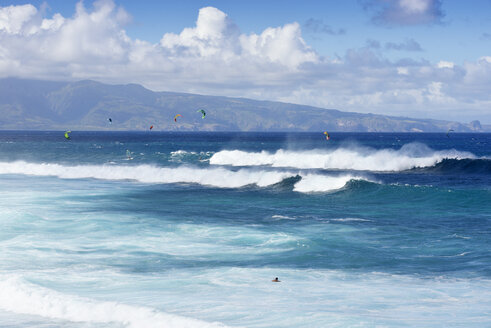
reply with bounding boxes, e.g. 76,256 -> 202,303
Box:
0,0 -> 490,123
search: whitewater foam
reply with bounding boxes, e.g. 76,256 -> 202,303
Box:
0,161 -> 292,188
293,174 -> 371,193
330,218 -> 372,222
170,150 -> 213,160
271,215 -> 297,220
209,143 -> 475,171
170,150 -> 198,160
0,276 -> 227,328
0,161 -> 369,192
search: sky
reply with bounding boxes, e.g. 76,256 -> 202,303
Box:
0,0 -> 490,124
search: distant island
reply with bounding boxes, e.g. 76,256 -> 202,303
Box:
0,77 -> 488,132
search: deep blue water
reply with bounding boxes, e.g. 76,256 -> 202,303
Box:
0,131 -> 489,327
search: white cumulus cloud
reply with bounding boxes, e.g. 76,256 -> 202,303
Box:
437,61 -> 454,69
0,4 -> 38,34
0,0 -> 489,123
160,6 -> 317,68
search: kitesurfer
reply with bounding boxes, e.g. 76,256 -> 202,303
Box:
272,277 -> 280,282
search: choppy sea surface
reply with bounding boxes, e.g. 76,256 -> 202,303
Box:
0,131 -> 490,327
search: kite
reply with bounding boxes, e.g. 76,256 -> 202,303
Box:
150,125 -> 153,130
64,131 -> 71,140
197,109 -> 206,119
174,114 -> 182,122
324,131 -> 330,140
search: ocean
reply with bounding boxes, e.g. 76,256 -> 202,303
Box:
0,131 -> 489,327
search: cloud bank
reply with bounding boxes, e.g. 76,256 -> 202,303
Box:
0,0 -> 490,123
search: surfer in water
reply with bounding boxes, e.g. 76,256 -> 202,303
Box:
272,277 -> 280,282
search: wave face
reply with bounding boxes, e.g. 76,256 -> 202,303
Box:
210,143 -> 475,171
0,161 -> 371,193
414,157 -> 491,174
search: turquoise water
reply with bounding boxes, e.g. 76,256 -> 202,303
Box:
0,131 -> 490,327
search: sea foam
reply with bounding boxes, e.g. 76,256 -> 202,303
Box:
293,174 -> 369,192
209,143 -> 475,171
0,276 -> 227,328
0,161 -> 371,192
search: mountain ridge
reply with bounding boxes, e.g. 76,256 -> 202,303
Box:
0,77 -> 488,132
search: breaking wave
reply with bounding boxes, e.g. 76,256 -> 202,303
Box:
0,161 -> 372,193
0,276 -> 227,328
209,143 -> 475,171
293,174 -> 367,193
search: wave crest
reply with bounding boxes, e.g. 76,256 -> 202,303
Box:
0,161 -> 372,193
293,174 -> 368,193
209,143 -> 475,171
